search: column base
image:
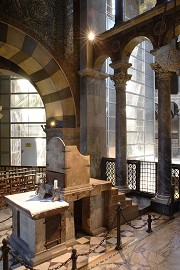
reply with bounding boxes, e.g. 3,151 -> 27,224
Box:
115,185 -> 130,193
151,194 -> 179,216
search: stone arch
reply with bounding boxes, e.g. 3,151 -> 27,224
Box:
0,21 -> 76,128
122,35 -> 155,62
93,54 -> 111,72
164,24 -> 180,44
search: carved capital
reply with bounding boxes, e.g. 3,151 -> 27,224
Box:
110,72 -> 132,88
110,60 -> 132,72
78,68 -> 109,79
151,63 -> 173,80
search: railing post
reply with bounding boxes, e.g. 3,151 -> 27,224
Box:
146,214 -> 153,233
170,184 -> 175,219
71,248 -> 77,270
1,238 -> 10,270
116,202 -> 122,250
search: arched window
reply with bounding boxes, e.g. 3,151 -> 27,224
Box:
0,75 -> 46,166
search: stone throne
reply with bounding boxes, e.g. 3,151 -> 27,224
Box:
46,137 -> 113,239
46,136 -> 93,196
5,137 -> 116,266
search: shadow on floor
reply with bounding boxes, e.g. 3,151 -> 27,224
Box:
127,194 -> 151,215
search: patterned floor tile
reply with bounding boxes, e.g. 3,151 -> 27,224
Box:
50,252 -> 71,263
121,230 -> 134,237
76,236 -> 90,244
34,262 -> 51,270
0,209 -> 179,270
90,237 -> 106,245
106,237 -> 117,245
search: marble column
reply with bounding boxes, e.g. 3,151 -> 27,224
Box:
151,63 -> 173,210
115,0 -> 124,25
110,61 -> 131,191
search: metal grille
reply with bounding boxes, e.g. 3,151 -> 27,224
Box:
140,161 -> 156,194
127,162 -> 138,190
106,160 -> 116,185
102,158 -> 180,199
172,166 -> 180,199
103,158 -> 139,191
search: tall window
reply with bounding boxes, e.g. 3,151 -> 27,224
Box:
0,76 -> 46,166
126,41 -> 155,161
105,0 -> 155,161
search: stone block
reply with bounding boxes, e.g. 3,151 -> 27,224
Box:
125,197 -> 132,206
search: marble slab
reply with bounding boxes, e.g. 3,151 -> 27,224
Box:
5,191 -> 69,219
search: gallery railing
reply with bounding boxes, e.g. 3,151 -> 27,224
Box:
101,157 -> 180,199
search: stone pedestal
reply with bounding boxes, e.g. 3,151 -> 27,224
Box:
5,191 -> 69,267
151,194 -> 179,216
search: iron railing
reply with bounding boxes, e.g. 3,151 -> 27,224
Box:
101,157 -> 180,199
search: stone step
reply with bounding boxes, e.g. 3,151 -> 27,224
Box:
118,192 -> 125,201
125,197 -> 132,206
121,203 -> 139,224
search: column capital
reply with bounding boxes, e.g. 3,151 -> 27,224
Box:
151,63 -> 173,80
110,60 -> 132,72
110,71 -> 132,88
78,68 -> 109,80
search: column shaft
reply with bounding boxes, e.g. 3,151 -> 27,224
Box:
158,75 -> 172,196
115,0 -> 124,25
116,84 -> 127,187
110,62 -> 131,191
151,63 -> 173,208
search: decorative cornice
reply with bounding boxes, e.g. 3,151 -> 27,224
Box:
110,61 -> 132,71
78,68 -> 109,79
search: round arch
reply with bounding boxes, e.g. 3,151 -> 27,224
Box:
93,54 -> 111,72
122,35 -> 155,62
0,21 -> 77,128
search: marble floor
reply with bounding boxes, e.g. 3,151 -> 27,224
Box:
0,206 -> 180,270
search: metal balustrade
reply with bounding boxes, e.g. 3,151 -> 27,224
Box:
1,163 -> 180,201
101,157 -> 180,199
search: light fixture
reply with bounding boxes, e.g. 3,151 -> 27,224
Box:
49,119 -> 56,127
46,118 -> 63,128
88,31 -> 95,41
0,105 -> 3,120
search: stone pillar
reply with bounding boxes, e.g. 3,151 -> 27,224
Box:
79,0 -> 107,179
110,61 -> 132,191
79,68 -> 108,178
151,63 -> 173,214
115,0 -> 124,25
